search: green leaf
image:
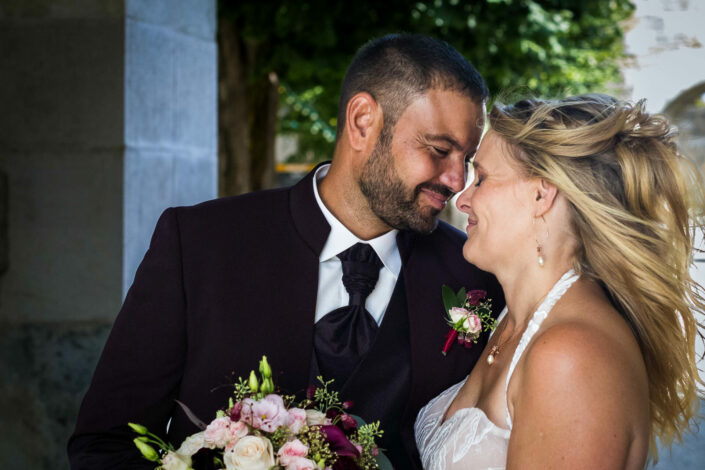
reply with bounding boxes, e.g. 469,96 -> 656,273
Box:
376,450 -> 395,470
456,287 -> 467,306
442,285 -> 460,313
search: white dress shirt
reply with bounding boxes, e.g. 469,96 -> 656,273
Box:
312,164 -> 402,325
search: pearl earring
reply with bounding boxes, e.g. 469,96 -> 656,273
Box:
534,216 -> 549,267
537,244 -> 545,267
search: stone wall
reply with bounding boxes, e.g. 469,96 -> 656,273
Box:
0,1 -> 216,468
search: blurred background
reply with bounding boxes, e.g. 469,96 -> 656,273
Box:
0,0 -> 703,468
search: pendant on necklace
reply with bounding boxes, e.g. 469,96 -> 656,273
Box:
487,345 -> 500,365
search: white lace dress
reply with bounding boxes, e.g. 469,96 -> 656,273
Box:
414,270 -> 580,470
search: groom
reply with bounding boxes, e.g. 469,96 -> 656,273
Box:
69,34 -> 503,470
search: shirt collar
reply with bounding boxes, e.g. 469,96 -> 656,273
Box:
312,164 -> 401,277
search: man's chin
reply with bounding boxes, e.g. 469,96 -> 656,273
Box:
407,213 -> 440,235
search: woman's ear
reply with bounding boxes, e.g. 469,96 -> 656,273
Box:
534,179 -> 559,217
345,92 -> 381,152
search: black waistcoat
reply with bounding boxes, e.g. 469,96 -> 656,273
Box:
312,273 -> 413,469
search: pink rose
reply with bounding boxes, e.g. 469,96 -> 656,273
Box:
283,457 -> 318,470
286,408 -> 307,434
466,314 -> 482,335
277,439 -> 308,467
205,417 -> 248,448
246,394 -> 289,432
466,289 -> 487,306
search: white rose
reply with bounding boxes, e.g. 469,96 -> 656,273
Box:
161,451 -> 192,470
177,430 -> 209,456
224,435 -> 274,470
449,307 -> 470,323
305,409 -> 329,426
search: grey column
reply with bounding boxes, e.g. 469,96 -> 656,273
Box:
0,1 -> 217,468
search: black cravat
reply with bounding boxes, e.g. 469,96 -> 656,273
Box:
313,242 -> 383,388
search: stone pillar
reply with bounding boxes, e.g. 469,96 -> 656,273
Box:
0,1 -> 216,468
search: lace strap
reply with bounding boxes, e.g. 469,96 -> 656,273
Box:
503,270 -> 580,429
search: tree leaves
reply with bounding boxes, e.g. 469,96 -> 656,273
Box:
219,0 -> 635,163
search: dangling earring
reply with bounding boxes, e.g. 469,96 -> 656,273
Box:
534,216 -> 549,267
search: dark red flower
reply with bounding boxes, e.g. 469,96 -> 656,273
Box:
306,385 -> 317,399
340,414 -> 358,431
342,400 -> 354,410
466,289 -> 487,306
331,456 -> 361,470
229,402 -> 242,422
319,425 -> 361,458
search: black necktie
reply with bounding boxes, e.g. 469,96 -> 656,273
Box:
314,243 -> 383,388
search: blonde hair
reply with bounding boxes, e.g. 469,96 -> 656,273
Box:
489,94 -> 705,458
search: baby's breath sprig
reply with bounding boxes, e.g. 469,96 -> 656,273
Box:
313,376 -> 341,413
233,377 -> 252,402
298,426 -> 335,468
267,426 -> 291,450
281,393 -> 297,408
355,422 -> 384,469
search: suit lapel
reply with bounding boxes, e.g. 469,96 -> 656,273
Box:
265,165 -> 331,395
399,230 -> 487,419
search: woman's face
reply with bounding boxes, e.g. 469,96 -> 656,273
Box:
455,131 -> 536,273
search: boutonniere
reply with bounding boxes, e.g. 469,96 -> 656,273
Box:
441,286 -> 496,355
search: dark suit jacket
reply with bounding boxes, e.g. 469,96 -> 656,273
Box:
68,166 -> 504,469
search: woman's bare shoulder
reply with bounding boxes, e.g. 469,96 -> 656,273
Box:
506,286 -> 650,469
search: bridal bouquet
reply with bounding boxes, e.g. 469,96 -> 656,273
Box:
130,356 -> 391,470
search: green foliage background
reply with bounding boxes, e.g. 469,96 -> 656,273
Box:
220,0 -> 635,163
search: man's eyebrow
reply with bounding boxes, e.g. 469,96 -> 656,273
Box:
422,133 -> 464,151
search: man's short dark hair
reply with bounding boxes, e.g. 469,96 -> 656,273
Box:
336,33 -> 488,139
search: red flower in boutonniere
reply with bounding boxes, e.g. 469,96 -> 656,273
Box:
441,286 -> 496,355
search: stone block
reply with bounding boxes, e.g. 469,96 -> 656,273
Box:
123,147 -> 175,295
172,150 -> 217,207
125,19 -> 217,150
125,19 -> 175,148
0,18 -> 124,149
123,147 -> 216,294
174,35 -> 217,151
0,149 -> 123,323
0,322 -> 112,469
126,0 -> 216,40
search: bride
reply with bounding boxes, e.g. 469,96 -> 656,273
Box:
415,94 -> 704,469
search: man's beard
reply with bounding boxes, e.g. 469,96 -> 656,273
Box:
359,127 -> 454,234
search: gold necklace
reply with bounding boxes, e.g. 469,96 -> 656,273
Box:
487,291 -> 551,365
486,319 -> 511,365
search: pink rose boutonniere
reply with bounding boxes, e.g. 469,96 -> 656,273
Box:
441,286 -> 496,355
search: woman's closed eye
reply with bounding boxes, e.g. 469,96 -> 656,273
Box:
474,174 -> 485,187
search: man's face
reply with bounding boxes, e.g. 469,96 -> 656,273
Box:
360,89 -> 485,234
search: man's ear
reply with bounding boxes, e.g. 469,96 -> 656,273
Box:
345,92 -> 381,152
534,179 -> 559,217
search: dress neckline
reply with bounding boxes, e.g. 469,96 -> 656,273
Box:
501,269 -> 580,428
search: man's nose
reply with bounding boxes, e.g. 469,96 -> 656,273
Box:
438,156 -> 467,194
